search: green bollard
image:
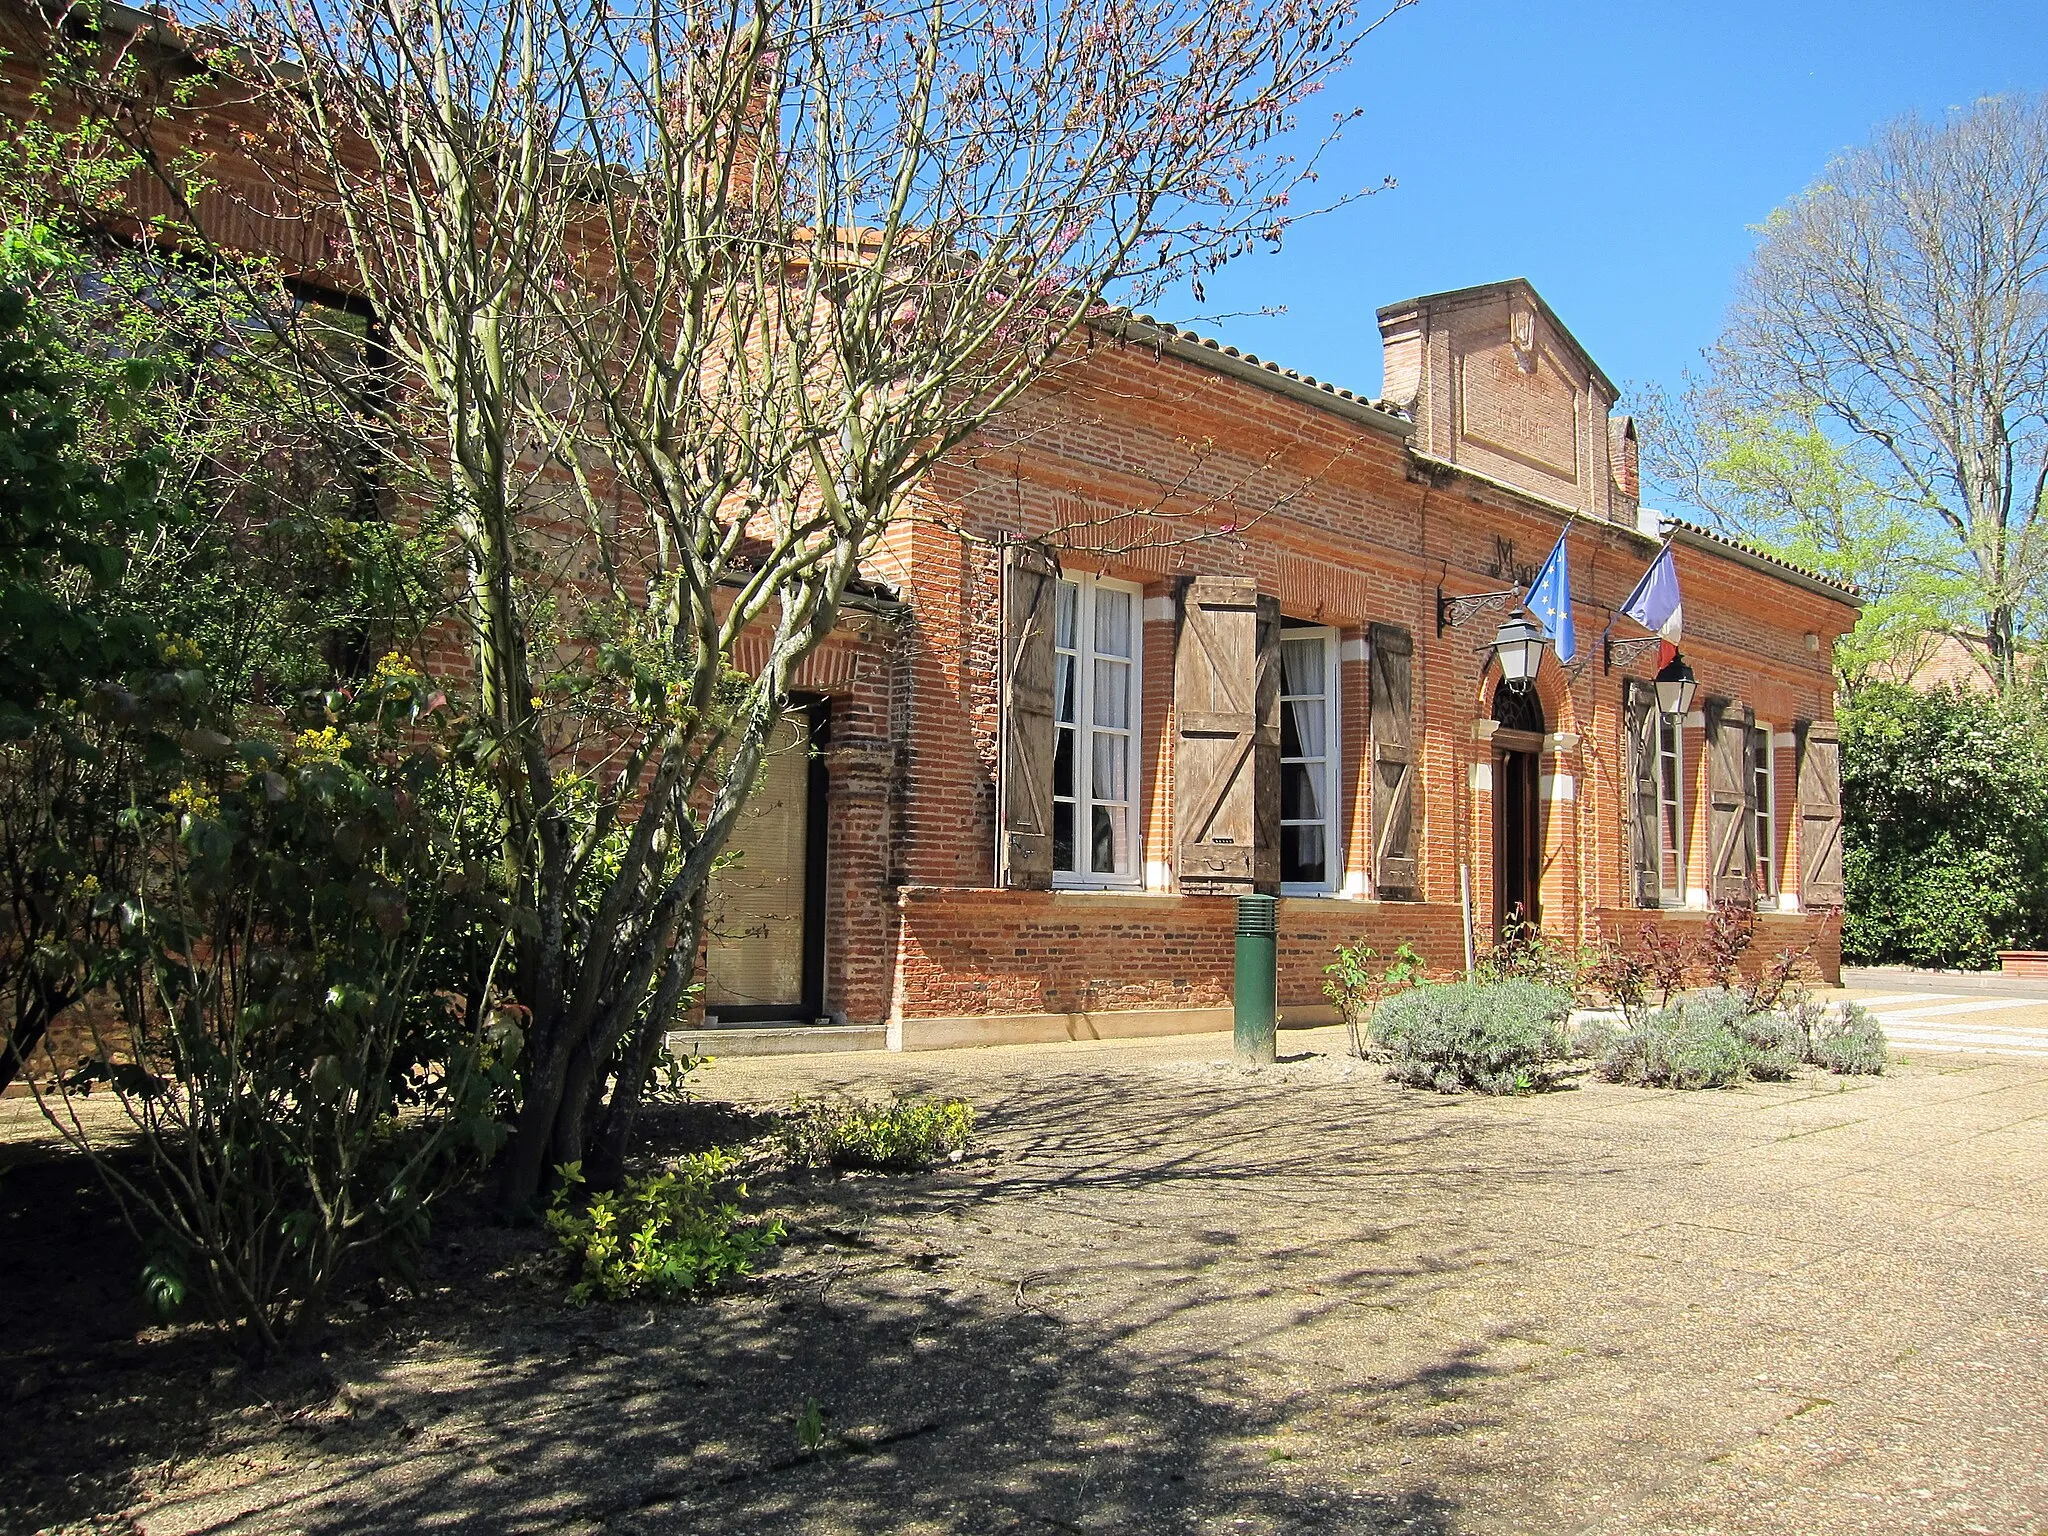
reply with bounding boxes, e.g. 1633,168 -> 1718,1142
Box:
1234,892 -> 1278,1066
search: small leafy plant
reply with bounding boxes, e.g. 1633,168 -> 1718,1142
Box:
1598,989 -> 1755,1089
795,1397 -> 826,1454
776,1096 -> 975,1171
1475,909 -> 1585,995
1806,1000 -> 1888,1075
546,1153 -> 784,1304
1368,979 -> 1574,1094
1324,941 -> 1426,1060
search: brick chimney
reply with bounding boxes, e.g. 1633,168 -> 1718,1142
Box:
1609,415 -> 1640,519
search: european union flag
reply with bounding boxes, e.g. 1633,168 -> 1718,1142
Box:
1525,532 -> 1575,664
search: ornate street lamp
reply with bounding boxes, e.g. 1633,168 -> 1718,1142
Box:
1489,612 -> 1548,692
1654,651 -> 1697,717
1437,576 -> 1551,691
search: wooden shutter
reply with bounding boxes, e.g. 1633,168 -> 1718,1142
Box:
1252,596 -> 1282,892
996,541 -> 1058,889
1368,622 -> 1417,895
1624,680 -> 1660,907
1797,718 -> 1844,907
1175,577 -> 1279,894
1705,699 -> 1757,905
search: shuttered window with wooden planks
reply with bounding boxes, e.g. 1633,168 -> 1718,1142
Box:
1796,718 -> 1844,908
1752,721 -> 1780,902
1175,576 -> 1280,894
1704,697 -> 1758,905
996,540 -> 1060,889
1367,622 -> 1417,896
1052,574 -> 1143,883
1624,680 -> 1662,907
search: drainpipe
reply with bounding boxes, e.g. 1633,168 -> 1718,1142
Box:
1234,893 -> 1278,1066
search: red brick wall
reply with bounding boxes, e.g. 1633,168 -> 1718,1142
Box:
892,888 -> 1469,1018
865,334 -> 1853,1031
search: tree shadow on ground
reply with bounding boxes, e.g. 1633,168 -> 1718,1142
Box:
4,1063 -> 1540,1535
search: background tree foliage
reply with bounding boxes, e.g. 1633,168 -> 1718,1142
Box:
1840,683 -> 2048,969
1640,91 -> 2048,695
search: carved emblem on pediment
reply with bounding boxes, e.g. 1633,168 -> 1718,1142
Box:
1510,303 -> 1537,374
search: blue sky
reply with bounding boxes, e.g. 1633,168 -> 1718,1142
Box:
1176,0 -> 2048,410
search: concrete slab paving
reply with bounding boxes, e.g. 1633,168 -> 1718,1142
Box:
14,1022 -> 2048,1535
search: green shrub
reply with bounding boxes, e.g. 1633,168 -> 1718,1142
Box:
1368,980 -> 1574,1094
546,1152 -> 784,1305
1599,989 -> 1754,1089
776,1096 -> 975,1171
1735,1007 -> 1806,1082
1808,1001 -> 1888,1075
1842,684 -> 2048,968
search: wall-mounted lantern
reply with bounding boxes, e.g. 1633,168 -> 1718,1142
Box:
1653,652 -> 1698,718
1438,578 -> 1549,692
1489,613 -> 1548,692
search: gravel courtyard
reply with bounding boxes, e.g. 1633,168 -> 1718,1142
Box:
8,1023 -> 2047,1535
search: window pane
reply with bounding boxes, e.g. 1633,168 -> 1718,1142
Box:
1054,724 -> 1075,798
1093,656 -> 1129,729
1056,581 -> 1078,649
1282,760 -> 1321,822
1283,824 -> 1325,885
1053,801 -> 1076,872
1091,803 -> 1128,874
1093,586 -> 1132,658
1091,731 -> 1127,803
1054,653 -> 1076,725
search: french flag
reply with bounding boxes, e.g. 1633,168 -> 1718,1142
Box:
1620,543 -> 1683,647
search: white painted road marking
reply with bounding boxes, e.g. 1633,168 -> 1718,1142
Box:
1850,991 -> 2048,1058
1871,997 -> 2048,1020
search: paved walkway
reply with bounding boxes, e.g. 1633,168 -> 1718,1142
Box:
89,1026 -> 2048,1536
1841,980 -> 2048,1058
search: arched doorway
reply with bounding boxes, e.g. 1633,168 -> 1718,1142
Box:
1491,680 -> 1546,934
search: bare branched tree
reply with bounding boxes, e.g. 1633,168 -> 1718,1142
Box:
76,0 -> 1410,1211
1721,92 -> 2048,692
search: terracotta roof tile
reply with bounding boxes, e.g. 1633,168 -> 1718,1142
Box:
1120,313 -> 1412,422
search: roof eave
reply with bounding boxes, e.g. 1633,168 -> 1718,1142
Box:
1101,315 -> 1414,440
1374,278 -> 1620,399
1665,519 -> 1863,609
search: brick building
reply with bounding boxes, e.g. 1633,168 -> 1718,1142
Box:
694,278 -> 1859,1052
0,9 -> 1853,1051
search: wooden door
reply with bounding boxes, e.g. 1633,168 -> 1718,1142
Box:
1494,746 -> 1542,932
704,711 -> 825,1021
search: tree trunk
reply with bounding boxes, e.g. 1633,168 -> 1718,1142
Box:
586,896 -> 706,1189
0,989 -> 61,1095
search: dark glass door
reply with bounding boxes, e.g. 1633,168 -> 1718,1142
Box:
1494,747 -> 1542,933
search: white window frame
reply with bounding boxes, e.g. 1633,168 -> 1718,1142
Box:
1052,573 -> 1143,888
1752,719 -> 1778,906
1278,625 -> 1342,895
1656,712 -> 1685,906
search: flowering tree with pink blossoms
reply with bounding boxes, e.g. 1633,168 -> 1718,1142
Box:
55,0 -> 1412,1209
